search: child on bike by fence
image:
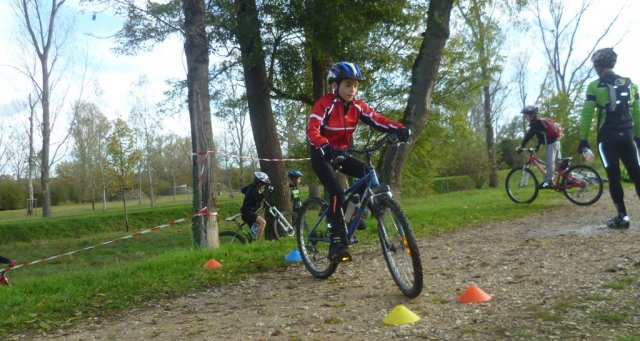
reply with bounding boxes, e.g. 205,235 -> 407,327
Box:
516,105 -> 563,189
288,170 -> 303,214
0,255 -> 17,268
240,172 -> 272,241
306,61 -> 411,263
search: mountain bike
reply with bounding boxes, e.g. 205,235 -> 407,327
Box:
296,134 -> 423,298
219,199 -> 296,244
505,147 -> 604,205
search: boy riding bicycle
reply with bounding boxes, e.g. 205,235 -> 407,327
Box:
288,170 -> 303,214
0,255 -> 17,268
306,61 -> 410,262
240,172 -> 272,241
516,105 -> 563,189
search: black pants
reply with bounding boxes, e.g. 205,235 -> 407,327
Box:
310,146 -> 366,243
598,129 -> 640,216
0,255 -> 12,264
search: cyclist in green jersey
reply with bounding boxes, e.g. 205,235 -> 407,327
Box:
578,48 -> 640,229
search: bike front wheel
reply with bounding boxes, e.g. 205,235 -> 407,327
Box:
274,211 -> 296,239
505,167 -> 539,203
375,196 -> 423,298
562,164 -> 604,206
218,231 -> 247,244
296,197 -> 337,279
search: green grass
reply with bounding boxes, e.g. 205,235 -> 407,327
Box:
0,186 -> 569,336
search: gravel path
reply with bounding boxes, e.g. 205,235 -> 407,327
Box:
11,196 -> 640,340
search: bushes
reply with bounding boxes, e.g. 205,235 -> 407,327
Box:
0,179 -> 26,210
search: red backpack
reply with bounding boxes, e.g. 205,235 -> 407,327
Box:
541,118 -> 563,139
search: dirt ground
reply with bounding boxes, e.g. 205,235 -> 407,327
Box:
9,196 -> 640,340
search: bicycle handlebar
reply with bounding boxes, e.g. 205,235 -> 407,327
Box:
331,134 -> 401,168
348,134 -> 400,155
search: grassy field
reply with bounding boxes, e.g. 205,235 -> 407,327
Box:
0,187 -> 571,336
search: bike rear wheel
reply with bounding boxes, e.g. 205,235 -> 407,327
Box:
296,197 -> 337,279
218,231 -> 246,244
505,167 -> 539,203
375,196 -> 423,298
562,164 -> 604,206
274,211 -> 296,239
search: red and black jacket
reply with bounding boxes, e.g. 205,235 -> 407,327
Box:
306,92 -> 404,149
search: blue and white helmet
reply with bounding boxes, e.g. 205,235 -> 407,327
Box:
327,61 -> 366,83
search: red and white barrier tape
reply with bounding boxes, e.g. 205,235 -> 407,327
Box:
194,150 -> 309,162
1,207 -> 216,275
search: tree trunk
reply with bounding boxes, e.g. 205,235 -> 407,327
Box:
482,80 -> 499,188
378,0 -> 454,199
235,0 -> 290,238
184,0 -> 219,248
28,94 -> 36,217
40,53 -> 52,217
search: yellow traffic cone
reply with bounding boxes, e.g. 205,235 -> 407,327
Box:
383,304 -> 420,325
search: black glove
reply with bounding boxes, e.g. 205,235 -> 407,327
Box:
333,147 -> 346,159
319,143 -> 333,160
515,146 -> 523,154
577,140 -> 591,154
395,127 -> 411,143
534,145 -> 541,152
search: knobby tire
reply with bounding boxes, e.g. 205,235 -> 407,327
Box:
505,167 -> 539,204
375,196 -> 423,298
562,164 -> 604,206
296,197 -> 337,279
218,231 -> 246,245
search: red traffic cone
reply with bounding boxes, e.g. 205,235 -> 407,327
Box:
457,284 -> 492,303
203,259 -> 222,269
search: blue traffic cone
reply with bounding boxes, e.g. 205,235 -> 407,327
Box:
284,249 -> 302,262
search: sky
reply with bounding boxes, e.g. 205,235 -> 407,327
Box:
1,0 -> 640,143
0,0 -> 190,138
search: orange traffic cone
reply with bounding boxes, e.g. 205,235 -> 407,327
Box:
203,259 -> 222,269
457,284 -> 492,303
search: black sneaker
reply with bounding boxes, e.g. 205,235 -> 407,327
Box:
356,219 -> 367,230
607,215 -> 630,229
328,242 -> 351,263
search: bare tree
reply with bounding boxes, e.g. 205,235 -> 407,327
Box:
129,75 -> 161,208
533,0 -> 623,112
14,0 -> 71,217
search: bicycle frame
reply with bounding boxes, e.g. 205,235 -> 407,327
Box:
310,138 -> 394,243
520,149 -> 575,190
264,199 -> 295,236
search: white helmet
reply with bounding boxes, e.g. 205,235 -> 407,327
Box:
253,171 -> 270,185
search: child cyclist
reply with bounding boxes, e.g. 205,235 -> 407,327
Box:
288,170 -> 303,214
516,105 -> 562,189
306,61 -> 411,263
240,171 -> 272,241
0,255 -> 17,268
